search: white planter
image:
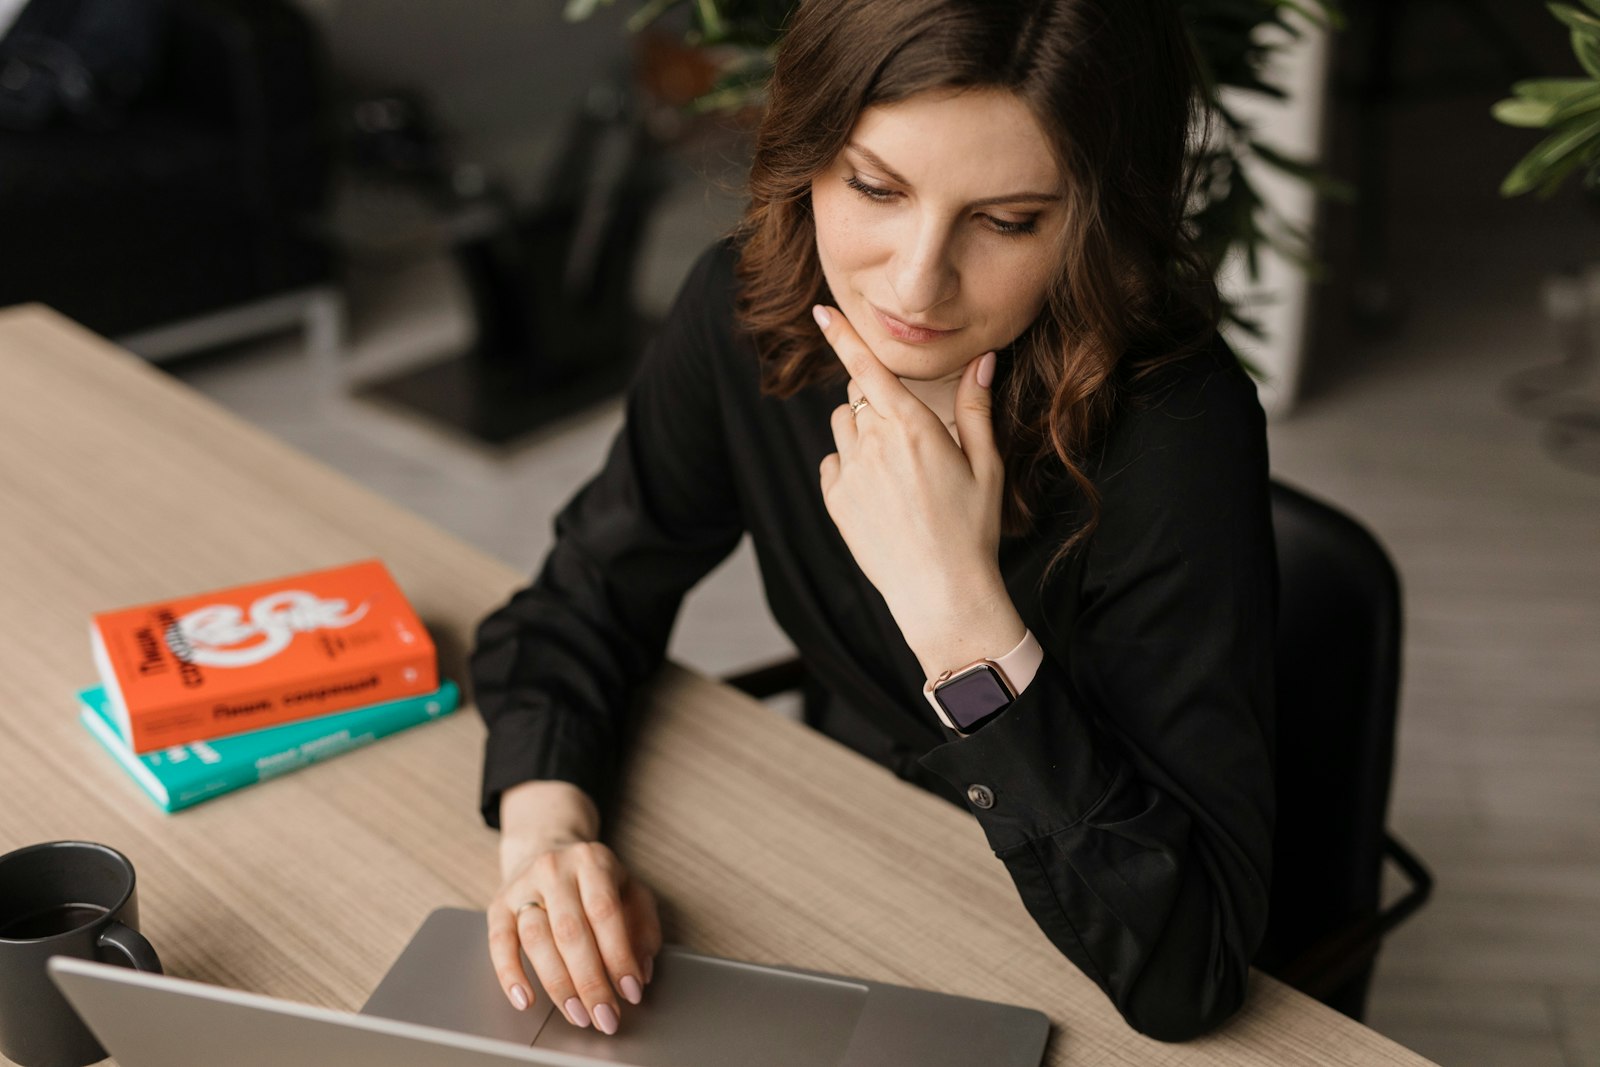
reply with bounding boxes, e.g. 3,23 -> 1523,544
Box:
1215,14 -> 1335,419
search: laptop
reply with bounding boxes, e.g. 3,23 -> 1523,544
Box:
50,906 -> 1050,1066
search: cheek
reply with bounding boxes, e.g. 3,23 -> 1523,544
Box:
969,256 -> 1055,337
812,181 -> 887,279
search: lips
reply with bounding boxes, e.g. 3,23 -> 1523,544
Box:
871,304 -> 961,344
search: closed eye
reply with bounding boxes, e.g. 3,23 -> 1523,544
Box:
987,215 -> 1038,237
844,174 -> 896,201
842,175 -> 1039,238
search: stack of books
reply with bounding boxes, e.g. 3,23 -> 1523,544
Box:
79,559 -> 458,813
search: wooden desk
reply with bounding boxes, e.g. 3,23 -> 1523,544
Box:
0,306 -> 1435,1066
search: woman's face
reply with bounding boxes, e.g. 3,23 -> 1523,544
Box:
810,87 -> 1069,383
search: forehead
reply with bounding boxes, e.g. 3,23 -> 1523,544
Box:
845,88 -> 1063,195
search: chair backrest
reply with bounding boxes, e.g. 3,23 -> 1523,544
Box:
1255,481 -> 1404,1010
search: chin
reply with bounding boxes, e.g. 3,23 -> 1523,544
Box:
871,340 -> 968,382
872,348 -> 949,381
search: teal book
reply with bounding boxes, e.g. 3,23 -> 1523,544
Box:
78,679 -> 459,813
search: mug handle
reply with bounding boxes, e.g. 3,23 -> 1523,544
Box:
97,921 -> 163,974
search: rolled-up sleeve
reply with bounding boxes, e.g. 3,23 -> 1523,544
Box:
919,351 -> 1277,1041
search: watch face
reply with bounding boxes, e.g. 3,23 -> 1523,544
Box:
934,664 -> 1014,731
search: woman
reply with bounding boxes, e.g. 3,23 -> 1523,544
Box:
471,0 -> 1276,1043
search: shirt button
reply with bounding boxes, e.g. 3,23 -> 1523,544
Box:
966,784 -> 995,810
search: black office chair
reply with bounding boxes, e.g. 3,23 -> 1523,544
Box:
725,479 -> 1431,1021
1252,479 -> 1431,1019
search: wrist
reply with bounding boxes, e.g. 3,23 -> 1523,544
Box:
498,780 -> 600,859
899,570 -> 1025,679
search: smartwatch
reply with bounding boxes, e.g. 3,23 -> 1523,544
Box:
922,631 -> 1043,736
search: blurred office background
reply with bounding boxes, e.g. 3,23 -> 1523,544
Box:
4,1 -> 1597,1063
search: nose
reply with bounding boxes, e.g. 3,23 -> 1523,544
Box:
888,215 -> 958,317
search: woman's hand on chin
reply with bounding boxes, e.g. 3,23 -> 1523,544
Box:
813,304 -> 1025,678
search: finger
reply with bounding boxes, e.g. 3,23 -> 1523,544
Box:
819,452 -> 841,496
952,351 -> 1001,480
623,879 -> 663,983
542,875 -> 622,1035
577,863 -> 646,1006
845,380 -> 885,427
488,903 -> 535,1011
844,379 -> 881,418
829,402 -> 859,458
515,900 -> 592,1029
812,305 -> 916,419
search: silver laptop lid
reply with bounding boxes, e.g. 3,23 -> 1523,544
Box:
49,956 -> 601,1067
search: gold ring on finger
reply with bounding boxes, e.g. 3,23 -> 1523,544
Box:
514,900 -> 545,917
849,396 -> 870,417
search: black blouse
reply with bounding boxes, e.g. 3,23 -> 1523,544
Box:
470,237 -> 1277,1041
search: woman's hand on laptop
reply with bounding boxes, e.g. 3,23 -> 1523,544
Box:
489,779 -> 661,1037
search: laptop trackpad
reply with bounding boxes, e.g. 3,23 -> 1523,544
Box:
364,909 -> 867,1067
535,950 -> 867,1067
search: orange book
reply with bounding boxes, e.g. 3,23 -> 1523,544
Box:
90,560 -> 437,754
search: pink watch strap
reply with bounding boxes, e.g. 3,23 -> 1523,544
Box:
922,629 -> 1044,714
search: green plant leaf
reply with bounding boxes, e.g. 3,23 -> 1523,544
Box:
1508,77 -> 1595,103
624,0 -> 680,32
695,0 -> 728,40
1550,84 -> 1600,124
1288,0 -> 1347,31
1575,26 -> 1600,78
1222,303 -> 1268,344
1582,0 -> 1600,18
1501,112 -> 1600,196
1266,0 -> 1336,29
1247,140 -> 1357,201
1493,97 -> 1559,128
1549,2 -> 1600,42
563,0 -> 613,21
1533,147 -> 1591,197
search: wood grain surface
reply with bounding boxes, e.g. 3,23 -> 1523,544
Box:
0,305 -> 1437,1065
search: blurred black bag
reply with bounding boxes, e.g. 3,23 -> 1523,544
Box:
0,0 -> 164,131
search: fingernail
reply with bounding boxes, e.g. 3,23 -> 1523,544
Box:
620,975 -> 643,1005
565,997 -> 591,1028
812,304 -> 831,329
594,1003 -> 620,1035
976,351 -> 996,389
509,985 -> 529,1011
643,956 -> 654,984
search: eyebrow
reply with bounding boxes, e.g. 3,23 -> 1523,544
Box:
845,142 -> 1062,208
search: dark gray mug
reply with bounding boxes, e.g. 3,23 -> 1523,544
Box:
0,841 -> 162,1067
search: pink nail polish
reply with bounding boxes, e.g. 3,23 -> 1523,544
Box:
812,305 -> 831,329
565,997 -> 592,1028
594,1003 -> 620,1035
977,351 -> 996,389
510,985 -> 529,1010
621,975 -> 643,1005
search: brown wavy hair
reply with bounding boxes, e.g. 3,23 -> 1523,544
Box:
734,0 -> 1221,573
